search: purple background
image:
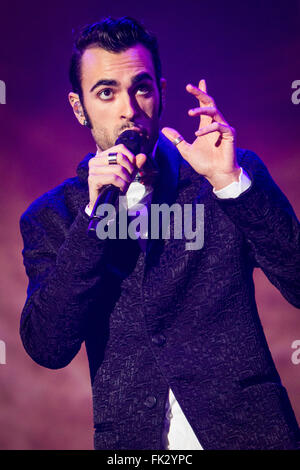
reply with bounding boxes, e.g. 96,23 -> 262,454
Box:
0,0 -> 299,449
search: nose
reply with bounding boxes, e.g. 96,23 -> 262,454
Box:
120,93 -> 138,120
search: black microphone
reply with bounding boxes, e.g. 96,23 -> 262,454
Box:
87,130 -> 143,236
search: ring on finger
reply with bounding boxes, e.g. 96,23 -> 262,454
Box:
108,152 -> 118,164
173,135 -> 184,146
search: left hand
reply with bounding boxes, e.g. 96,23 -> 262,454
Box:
162,79 -> 241,190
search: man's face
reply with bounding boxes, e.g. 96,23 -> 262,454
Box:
76,44 -> 164,154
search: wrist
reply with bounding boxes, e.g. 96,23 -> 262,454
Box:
207,167 -> 242,190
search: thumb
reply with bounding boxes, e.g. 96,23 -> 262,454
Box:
161,127 -> 190,159
135,153 -> 147,170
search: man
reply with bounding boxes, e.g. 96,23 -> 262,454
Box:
20,16 -> 300,450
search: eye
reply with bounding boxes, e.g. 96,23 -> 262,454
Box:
98,88 -> 114,100
136,84 -> 152,96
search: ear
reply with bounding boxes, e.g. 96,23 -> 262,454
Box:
68,92 -> 86,126
160,78 -> 167,112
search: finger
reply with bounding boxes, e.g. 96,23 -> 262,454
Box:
89,163 -> 133,183
186,83 -> 214,106
88,173 -> 129,194
96,144 -> 136,164
198,78 -> 207,94
110,144 -> 136,165
188,106 -> 228,124
188,106 -> 217,117
90,152 -> 135,175
195,122 -> 235,140
135,153 -> 147,170
161,127 -> 191,160
188,80 -> 214,129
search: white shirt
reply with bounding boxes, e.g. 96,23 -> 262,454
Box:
85,165 -> 251,450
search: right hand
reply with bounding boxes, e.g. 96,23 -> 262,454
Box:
88,144 -> 147,211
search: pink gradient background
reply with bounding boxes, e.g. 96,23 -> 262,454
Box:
0,1 -> 299,449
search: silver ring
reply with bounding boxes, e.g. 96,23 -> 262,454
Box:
173,135 -> 184,146
108,152 -> 118,164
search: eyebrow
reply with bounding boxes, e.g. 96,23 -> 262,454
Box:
131,72 -> 154,86
89,72 -> 154,93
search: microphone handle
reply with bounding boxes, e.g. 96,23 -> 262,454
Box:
87,184 -> 120,236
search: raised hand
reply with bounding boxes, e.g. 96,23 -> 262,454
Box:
162,79 -> 241,190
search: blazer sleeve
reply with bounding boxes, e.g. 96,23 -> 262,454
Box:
214,149 -> 300,308
19,199 -> 107,369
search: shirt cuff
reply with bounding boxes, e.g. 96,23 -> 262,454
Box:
85,204 -> 92,217
212,167 -> 252,199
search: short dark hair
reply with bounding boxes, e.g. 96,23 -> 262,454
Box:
69,16 -> 162,112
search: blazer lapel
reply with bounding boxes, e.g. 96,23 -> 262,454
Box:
144,133 -> 207,268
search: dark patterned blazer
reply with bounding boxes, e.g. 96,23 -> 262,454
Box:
20,133 -> 300,450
